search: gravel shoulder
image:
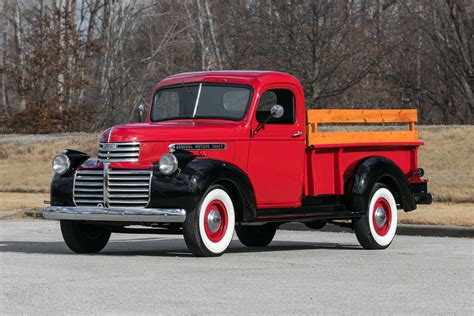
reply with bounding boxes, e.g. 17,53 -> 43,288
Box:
1,220 -> 473,314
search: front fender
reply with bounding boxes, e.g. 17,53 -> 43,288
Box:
149,158 -> 257,219
350,157 -> 416,213
51,172 -> 75,206
50,149 -> 90,206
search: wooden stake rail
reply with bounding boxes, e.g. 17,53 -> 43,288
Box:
306,109 -> 419,146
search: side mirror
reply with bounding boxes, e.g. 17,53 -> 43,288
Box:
137,103 -> 146,123
270,104 -> 284,119
253,104 -> 285,136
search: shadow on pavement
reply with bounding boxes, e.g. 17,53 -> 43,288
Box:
0,238 -> 361,257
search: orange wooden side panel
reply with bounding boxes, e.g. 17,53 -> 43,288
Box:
307,130 -> 419,145
305,109 -> 419,146
306,109 -> 418,123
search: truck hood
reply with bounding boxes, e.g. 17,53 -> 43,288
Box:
108,120 -> 245,143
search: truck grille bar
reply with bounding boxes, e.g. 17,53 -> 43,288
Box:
98,142 -> 140,162
73,169 -> 152,208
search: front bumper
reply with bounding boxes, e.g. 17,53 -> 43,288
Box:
43,206 -> 186,223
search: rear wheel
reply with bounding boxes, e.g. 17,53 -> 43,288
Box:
183,185 -> 235,257
236,224 -> 277,247
60,221 -> 111,253
353,183 -> 398,249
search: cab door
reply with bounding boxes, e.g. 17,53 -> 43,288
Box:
247,84 -> 305,209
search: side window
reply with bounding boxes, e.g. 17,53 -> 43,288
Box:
256,89 -> 295,124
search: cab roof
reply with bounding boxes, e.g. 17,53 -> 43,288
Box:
155,70 -> 302,90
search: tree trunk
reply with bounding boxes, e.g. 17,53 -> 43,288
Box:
13,0 -> 26,109
1,32 -> 10,117
195,0 -> 210,70
56,0 -> 66,110
78,0 -> 96,106
66,0 -> 76,108
204,0 -> 223,69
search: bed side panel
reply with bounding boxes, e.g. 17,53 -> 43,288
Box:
305,145 -> 419,196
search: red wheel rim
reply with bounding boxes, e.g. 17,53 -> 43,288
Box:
372,197 -> 392,236
204,199 -> 228,242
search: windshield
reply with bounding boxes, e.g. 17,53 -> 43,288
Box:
151,83 -> 252,122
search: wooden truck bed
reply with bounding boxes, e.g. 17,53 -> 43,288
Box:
306,109 -> 418,146
304,109 -> 421,196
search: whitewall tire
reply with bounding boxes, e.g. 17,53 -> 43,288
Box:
354,183 -> 398,249
183,185 -> 235,256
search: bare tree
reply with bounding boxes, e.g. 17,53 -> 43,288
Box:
381,0 -> 473,123
0,0 -> 472,132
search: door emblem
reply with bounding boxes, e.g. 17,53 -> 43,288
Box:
169,143 -> 227,152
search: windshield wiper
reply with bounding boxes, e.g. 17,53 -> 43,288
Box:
180,81 -> 202,118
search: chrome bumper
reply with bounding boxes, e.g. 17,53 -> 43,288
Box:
43,206 -> 186,223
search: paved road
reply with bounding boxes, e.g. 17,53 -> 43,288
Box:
1,221 -> 473,315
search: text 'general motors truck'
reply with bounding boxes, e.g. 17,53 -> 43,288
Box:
44,71 -> 432,256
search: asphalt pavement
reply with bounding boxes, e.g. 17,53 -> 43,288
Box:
1,220 -> 473,315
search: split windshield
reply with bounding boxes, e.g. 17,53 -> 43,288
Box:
151,83 -> 252,122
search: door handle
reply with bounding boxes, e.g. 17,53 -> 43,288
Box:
292,131 -> 304,137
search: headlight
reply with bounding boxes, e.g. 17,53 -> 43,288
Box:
158,153 -> 178,175
52,154 -> 71,175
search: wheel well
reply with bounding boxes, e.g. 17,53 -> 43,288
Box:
377,176 -> 403,208
214,179 -> 244,222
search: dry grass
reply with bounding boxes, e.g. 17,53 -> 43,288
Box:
0,126 -> 472,226
0,133 -> 98,193
398,203 -> 474,227
418,126 -> 473,203
0,192 -> 48,212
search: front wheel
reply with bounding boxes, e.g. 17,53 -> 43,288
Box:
182,185 -> 235,257
60,221 -> 111,253
353,183 -> 398,249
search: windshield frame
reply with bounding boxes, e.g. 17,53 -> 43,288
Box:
150,82 -> 254,122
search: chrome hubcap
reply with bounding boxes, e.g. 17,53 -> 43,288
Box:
207,209 -> 222,233
374,206 -> 387,227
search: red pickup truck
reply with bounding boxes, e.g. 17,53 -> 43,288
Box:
44,71 -> 432,256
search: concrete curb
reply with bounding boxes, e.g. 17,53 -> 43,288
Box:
0,210 -> 23,220
280,222 -> 474,238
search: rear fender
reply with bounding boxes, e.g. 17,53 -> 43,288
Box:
350,157 -> 416,213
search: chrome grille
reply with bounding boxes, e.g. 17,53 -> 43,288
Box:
73,170 -> 104,206
108,170 -> 152,207
98,142 -> 140,162
73,169 -> 152,208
